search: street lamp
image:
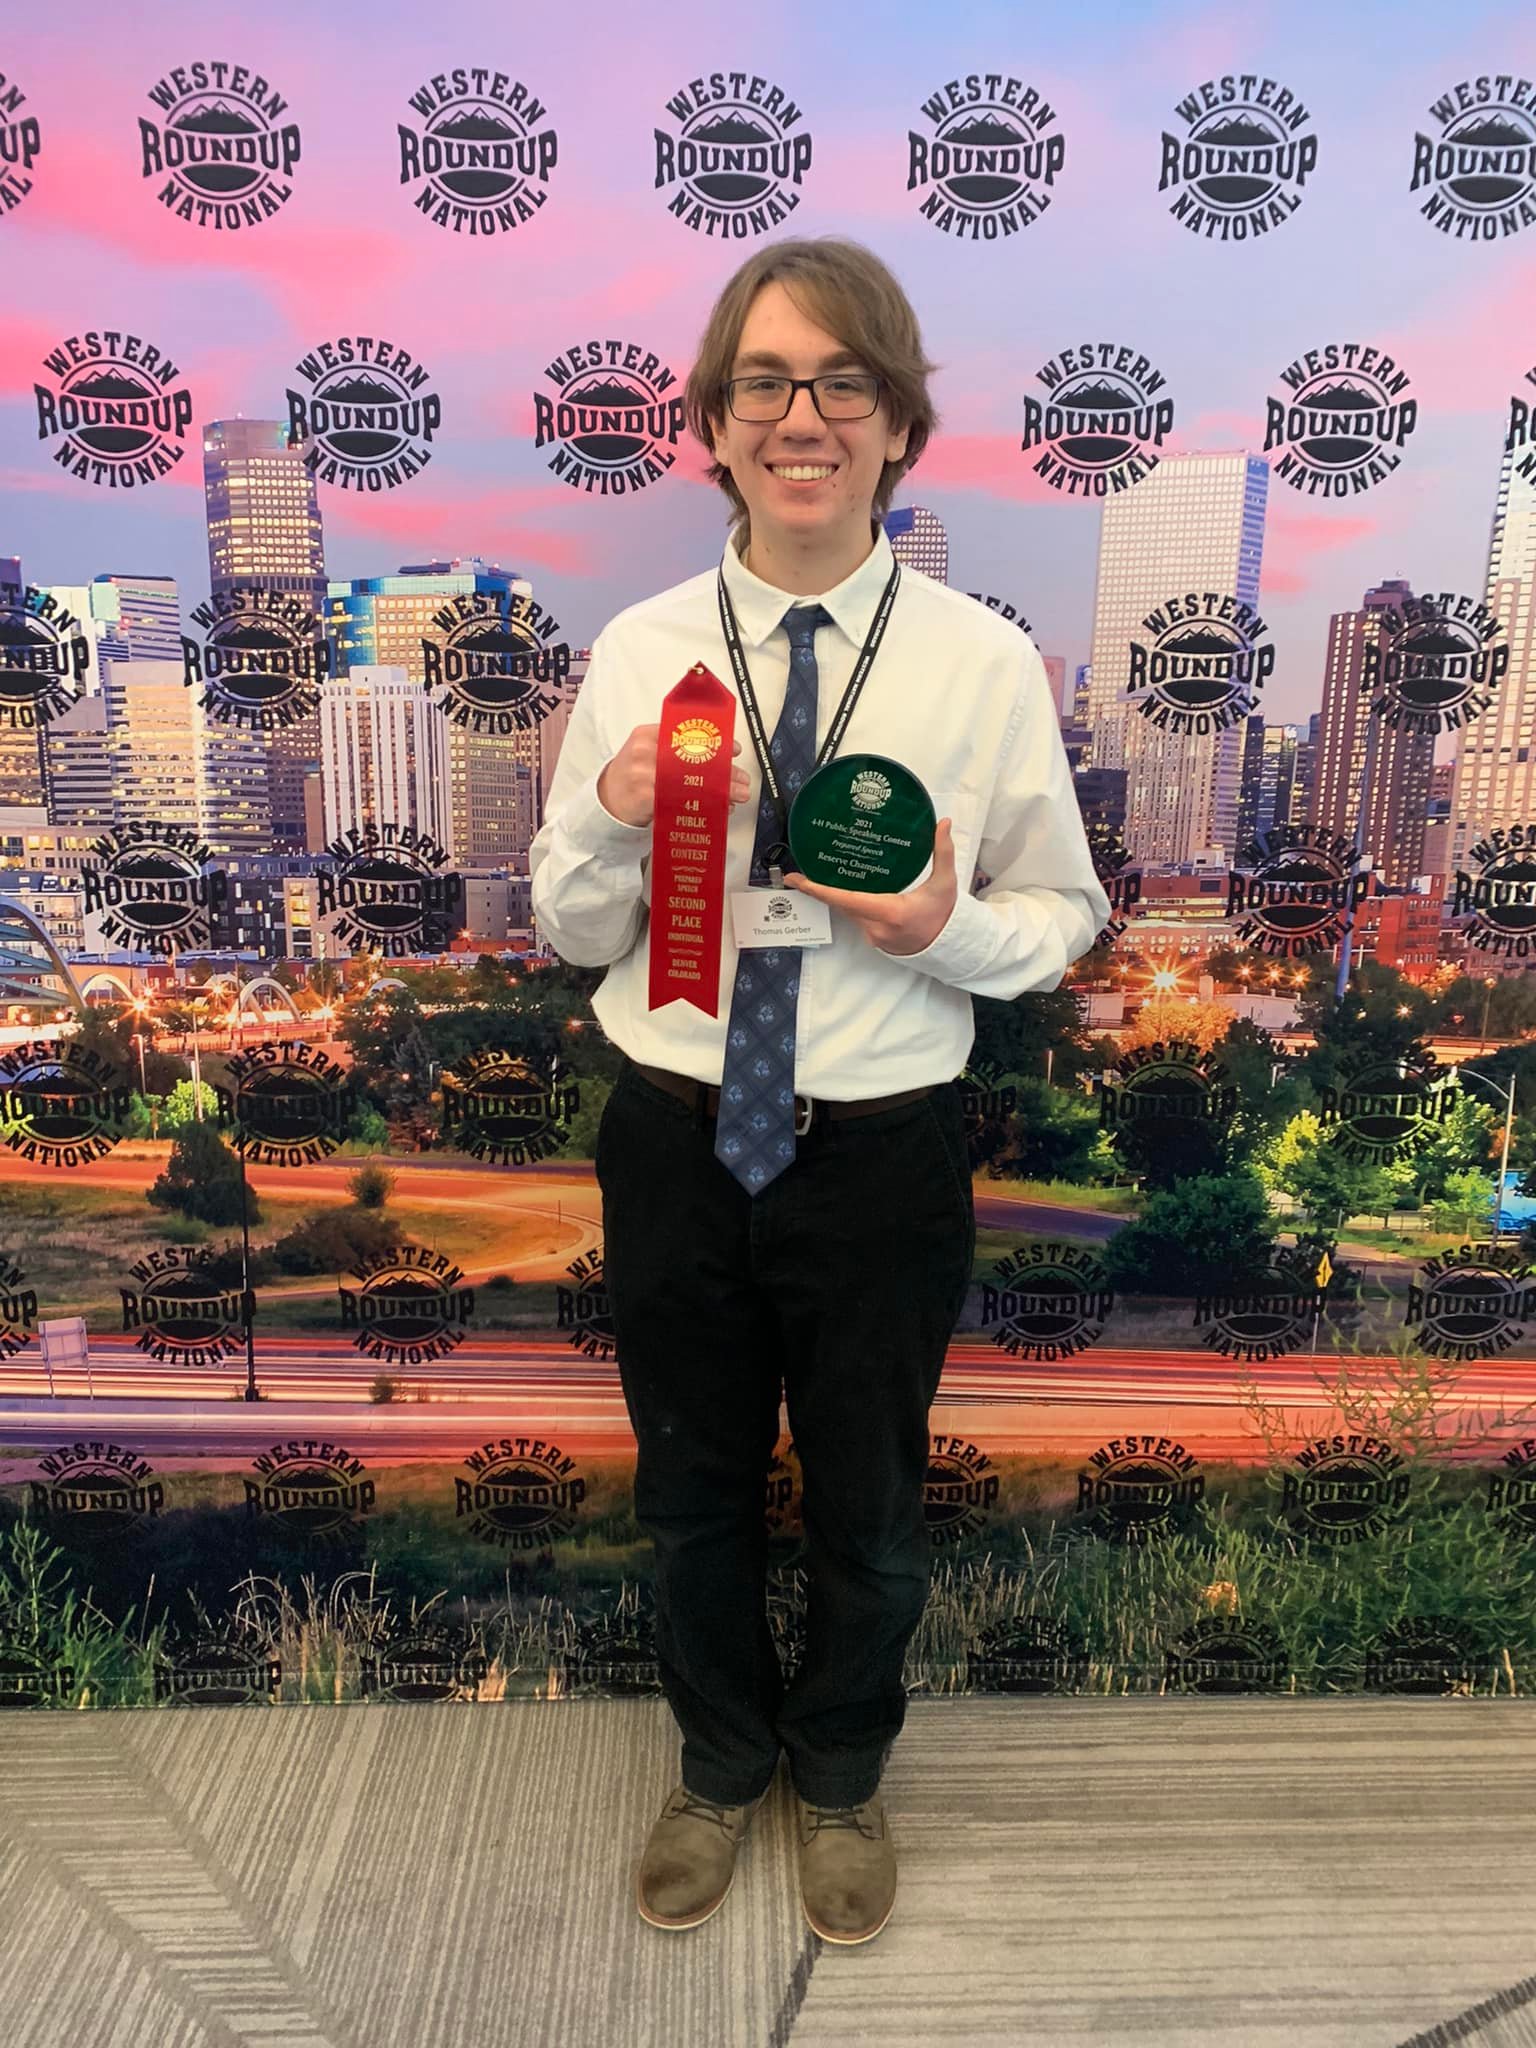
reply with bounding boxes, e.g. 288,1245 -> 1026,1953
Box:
1453,1065 -> 1518,1237
1479,976 -> 1496,1056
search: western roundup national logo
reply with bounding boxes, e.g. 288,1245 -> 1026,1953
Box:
1509,361 -> 1536,478
1316,1047 -> 1459,1165
215,1040 -> 354,1165
1159,74 -> 1318,240
924,1433 -> 1000,1549
1451,824 -> 1536,963
360,1622 -> 489,1703
534,339 -> 686,497
34,330 -> 194,490
183,587 -> 332,731
1085,825 -> 1143,949
0,1257 -> 37,1360
121,1246 -> 252,1368
422,590 -> 571,734
139,60 -> 301,230
0,1038 -> 132,1170
1192,1244 -> 1327,1363
317,823 -> 463,957
1363,1615 -> 1486,1695
557,1246 -> 613,1362
1075,1434 -> 1206,1546
399,68 -> 557,236
1022,344 -> 1176,497
244,1440 -> 375,1544
655,71 -> 812,237
1226,823 -> 1364,959
454,1433 -> 586,1551
28,1440 -> 164,1533
1126,593 -> 1274,737
0,71 -> 41,219
80,822 -> 227,956
1405,1242 -> 1536,1363
1362,590 -> 1509,737
1409,76 -> 1536,241
339,1247 -> 475,1367
153,1628 -> 281,1705
968,1614 -> 1090,1695
1262,342 -> 1419,496
1098,1040 -> 1239,1153
979,1242 -> 1113,1360
1486,1436 -> 1536,1538
439,1048 -> 579,1165
1279,1431 -> 1410,1547
1163,1614 -> 1288,1693
0,581 -> 91,732
908,73 -> 1065,240
286,336 -> 441,491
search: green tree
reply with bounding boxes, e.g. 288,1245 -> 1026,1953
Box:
1258,1110 -> 1393,1230
160,1078 -> 219,1130
348,1164 -> 395,1209
1428,1167 -> 1496,1238
147,1122 -> 257,1228
985,1076 -> 1102,1182
1097,1170 -> 1276,1296
556,1073 -> 611,1160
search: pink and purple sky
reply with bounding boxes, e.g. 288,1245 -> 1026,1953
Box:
5,0 -> 1536,758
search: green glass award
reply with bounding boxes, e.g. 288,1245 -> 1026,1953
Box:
787,753 -> 937,893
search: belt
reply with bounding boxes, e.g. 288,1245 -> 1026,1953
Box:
631,1061 -> 934,1138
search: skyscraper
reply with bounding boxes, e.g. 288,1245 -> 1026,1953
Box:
883,506 -> 948,581
1449,439 -> 1536,874
1089,451 -> 1269,865
328,559 -> 546,868
1236,718 -> 1299,849
203,418 -> 328,853
318,665 -> 452,853
1308,580 -> 1435,889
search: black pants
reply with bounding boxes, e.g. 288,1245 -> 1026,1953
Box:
595,1056 -> 975,1808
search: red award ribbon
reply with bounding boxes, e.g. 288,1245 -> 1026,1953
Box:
648,663 -> 736,1016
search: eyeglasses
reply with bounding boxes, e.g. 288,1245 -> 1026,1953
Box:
724,373 -> 883,422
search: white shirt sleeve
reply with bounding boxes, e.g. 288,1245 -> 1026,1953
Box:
528,631 -> 654,968
884,650 -> 1111,999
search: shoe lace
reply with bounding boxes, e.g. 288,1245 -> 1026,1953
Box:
673,1790 -> 751,1836
802,1802 -> 881,1841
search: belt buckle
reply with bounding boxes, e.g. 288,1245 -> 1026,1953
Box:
793,1094 -> 814,1138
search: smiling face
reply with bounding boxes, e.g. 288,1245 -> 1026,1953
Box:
708,278 -> 909,576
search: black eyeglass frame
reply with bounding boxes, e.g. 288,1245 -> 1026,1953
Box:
722,373 -> 884,422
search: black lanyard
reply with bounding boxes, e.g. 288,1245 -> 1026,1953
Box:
716,553 -> 901,872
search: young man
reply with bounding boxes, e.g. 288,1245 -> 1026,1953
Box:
528,237 -> 1109,1946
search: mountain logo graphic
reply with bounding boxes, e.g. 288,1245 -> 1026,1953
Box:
909,75 -> 1066,240
1359,592 -> 1510,739
399,69 -> 559,235
1262,344 -> 1419,496
287,337 -> 443,494
1159,75 -> 1318,241
34,331 -> 195,490
422,593 -> 572,733
1021,347 -> 1177,498
533,344 -> 686,499
1410,83 -> 1536,239
185,588 -> 332,731
654,70 -> 814,235
139,61 -> 301,229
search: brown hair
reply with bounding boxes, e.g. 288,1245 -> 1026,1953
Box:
684,235 -> 941,535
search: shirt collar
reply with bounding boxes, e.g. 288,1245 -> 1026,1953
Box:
719,520 -> 895,650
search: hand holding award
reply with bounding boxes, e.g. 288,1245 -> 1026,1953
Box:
785,752 -> 958,956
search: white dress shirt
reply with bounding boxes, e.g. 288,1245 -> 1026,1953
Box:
528,521 -> 1111,1099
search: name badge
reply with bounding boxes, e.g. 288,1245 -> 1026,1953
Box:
729,887 -> 833,949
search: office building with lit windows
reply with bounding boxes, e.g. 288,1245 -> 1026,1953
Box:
882,505 -> 948,581
1087,450 -> 1268,867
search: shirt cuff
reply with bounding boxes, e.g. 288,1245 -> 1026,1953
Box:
562,771 -> 655,860
879,888 -> 998,982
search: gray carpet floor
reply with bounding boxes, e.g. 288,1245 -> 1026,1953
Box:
0,1696 -> 1531,2047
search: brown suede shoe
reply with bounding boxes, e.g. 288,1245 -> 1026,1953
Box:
636,1781 -> 771,1930
795,1794 -> 897,1944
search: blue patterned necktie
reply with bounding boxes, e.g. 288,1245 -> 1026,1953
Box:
713,602 -> 832,1195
